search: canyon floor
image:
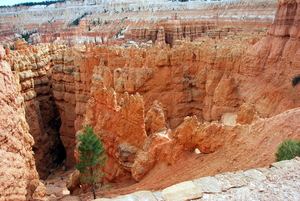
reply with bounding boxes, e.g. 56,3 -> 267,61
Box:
45,156 -> 300,201
45,168 -> 73,200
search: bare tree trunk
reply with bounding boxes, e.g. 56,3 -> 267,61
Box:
92,181 -> 96,199
91,167 -> 96,199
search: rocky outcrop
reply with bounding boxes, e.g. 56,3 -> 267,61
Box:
0,45 -> 45,200
65,33 -> 299,187
8,39 -> 66,179
238,0 -> 300,118
9,22 -> 300,188
174,116 -> 224,154
52,48 -> 78,168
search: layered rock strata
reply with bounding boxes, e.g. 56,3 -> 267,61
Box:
51,44 -> 99,167
8,39 -> 66,179
0,46 -> 45,200
0,0 -> 276,46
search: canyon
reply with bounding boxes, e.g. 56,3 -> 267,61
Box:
0,0 -> 300,200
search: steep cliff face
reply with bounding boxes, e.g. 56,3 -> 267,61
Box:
0,46 -> 45,200
52,45 -> 98,168
239,0 -> 300,118
8,40 -> 66,179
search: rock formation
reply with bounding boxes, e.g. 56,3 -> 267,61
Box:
8,39 -> 66,179
1,0 -> 300,199
0,45 -> 45,200
0,0 -> 276,46
67,0 -> 300,190
238,0 -> 300,118
8,12 -> 300,185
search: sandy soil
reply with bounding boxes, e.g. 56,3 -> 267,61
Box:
45,146 -> 289,201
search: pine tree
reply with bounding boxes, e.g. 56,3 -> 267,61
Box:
76,125 -> 107,199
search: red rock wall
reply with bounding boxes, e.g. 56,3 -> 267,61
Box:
8,40 -> 66,179
0,46 -> 45,200
52,44 -> 99,167
63,33 -> 297,185
69,0 -> 300,184
10,13 -> 300,185
238,0 -> 300,118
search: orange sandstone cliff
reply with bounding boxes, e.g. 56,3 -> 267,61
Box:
0,45 -> 46,200
7,40 -> 67,179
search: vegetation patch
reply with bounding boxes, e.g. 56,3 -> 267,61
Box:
68,12 -> 89,27
76,125 -> 109,199
292,75 -> 300,87
275,139 -> 300,162
21,30 -> 37,42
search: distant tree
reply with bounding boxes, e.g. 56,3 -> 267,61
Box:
9,44 -> 14,50
76,125 -> 108,199
68,12 -> 88,27
292,75 -> 300,87
9,0 -> 66,7
20,30 -> 37,42
275,139 -> 300,162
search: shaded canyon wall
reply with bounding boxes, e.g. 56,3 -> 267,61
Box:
7,40 -> 67,179
0,46 -> 46,200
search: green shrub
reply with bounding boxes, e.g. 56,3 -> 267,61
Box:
292,75 -> 300,86
275,139 -> 300,162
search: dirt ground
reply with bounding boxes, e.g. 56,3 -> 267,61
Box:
46,149 -> 270,200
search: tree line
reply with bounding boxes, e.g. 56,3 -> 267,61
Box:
0,0 -> 66,8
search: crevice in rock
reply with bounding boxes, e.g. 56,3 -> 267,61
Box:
29,95 -> 67,179
47,101 -> 66,167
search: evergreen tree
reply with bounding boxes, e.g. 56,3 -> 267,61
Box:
76,125 -> 107,199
